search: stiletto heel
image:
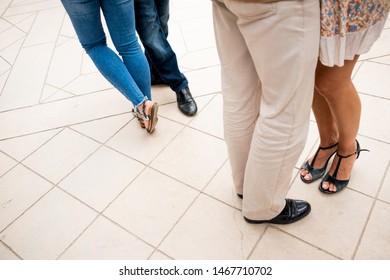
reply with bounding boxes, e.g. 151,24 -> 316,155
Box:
319,139 -> 369,194
300,142 -> 338,184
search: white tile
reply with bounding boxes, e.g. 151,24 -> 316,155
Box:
0,26 -> 25,52
0,19 -> 12,33
81,52 -> 98,75
0,56 -> 10,76
4,0 -> 62,17
0,0 -> 12,9
3,13 -> 35,33
250,227 -> 337,260
353,61 -> 390,98
0,164 -> 52,231
185,66 -> 221,97
150,85 -> 176,106
22,128 -> 100,184
179,47 -> 220,70
46,38 -> 83,88
40,84 -> 74,102
177,15 -> 215,52
158,94 -> 215,126
59,14 -> 76,38
285,179 -> 374,259
159,194 -> 261,259
60,217 -> 153,260
346,137 -> 390,197
24,7 -> 64,46
63,72 -> 113,96
359,94 -> 390,143
0,242 -> 19,260
359,29 -> 390,61
43,89 -> 74,102
0,152 -> 17,176
189,93 -> 224,139
0,43 -> 55,111
0,129 -> 60,161
171,0 -> 210,13
0,188 -> 97,259
104,168 -> 199,246
151,127 -> 227,190
0,89 -> 131,140
368,54 -> 390,65
0,37 -> 24,65
165,20 -> 186,59
378,163 -> 390,203
355,201 -> 390,259
148,251 -> 172,260
59,146 -> 145,211
71,114 -> 131,143
0,70 -> 9,94
107,117 -> 184,165
203,160 -> 242,209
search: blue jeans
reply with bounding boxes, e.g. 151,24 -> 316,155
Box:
134,0 -> 188,93
61,0 -> 151,107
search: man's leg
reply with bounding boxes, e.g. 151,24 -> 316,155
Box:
134,0 -> 187,92
212,1 -> 261,197
134,0 -> 197,116
213,0 -> 319,220
237,0 -> 320,220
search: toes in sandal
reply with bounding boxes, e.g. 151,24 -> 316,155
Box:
319,139 -> 369,194
300,142 -> 338,184
132,101 -> 159,133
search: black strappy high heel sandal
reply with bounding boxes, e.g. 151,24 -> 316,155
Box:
300,142 -> 338,184
132,101 -> 159,134
319,139 -> 369,194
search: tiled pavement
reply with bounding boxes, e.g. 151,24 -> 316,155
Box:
0,0 -> 390,260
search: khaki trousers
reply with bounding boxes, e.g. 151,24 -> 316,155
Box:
212,0 -> 320,220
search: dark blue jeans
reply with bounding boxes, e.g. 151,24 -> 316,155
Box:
134,0 -> 188,93
61,0 -> 151,107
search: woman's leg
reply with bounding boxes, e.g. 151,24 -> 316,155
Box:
102,0 -> 152,101
315,56 -> 361,192
300,61 -> 339,181
61,0 -> 148,107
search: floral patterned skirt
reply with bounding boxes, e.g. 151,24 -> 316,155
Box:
320,0 -> 389,66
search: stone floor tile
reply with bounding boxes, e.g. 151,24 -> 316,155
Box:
104,168 -> 199,246
60,216 -> 154,260
59,146 -> 144,212
151,127 -> 227,190
22,128 -> 100,184
355,201 -> 390,259
106,117 -> 184,165
0,188 -> 97,259
159,194 -> 262,259
250,227 -> 337,260
0,164 -> 52,231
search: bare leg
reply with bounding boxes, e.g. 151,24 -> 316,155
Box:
300,73 -> 339,181
315,56 -> 361,192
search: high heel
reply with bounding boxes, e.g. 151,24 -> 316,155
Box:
132,101 -> 159,134
300,142 -> 338,184
319,139 -> 369,194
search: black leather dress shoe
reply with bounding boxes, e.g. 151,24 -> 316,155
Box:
176,87 -> 198,116
244,199 -> 311,224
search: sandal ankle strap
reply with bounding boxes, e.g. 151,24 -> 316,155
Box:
311,142 -> 338,166
332,139 -> 369,178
